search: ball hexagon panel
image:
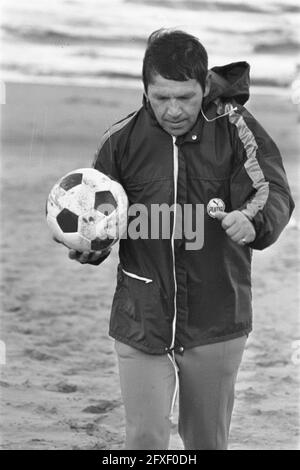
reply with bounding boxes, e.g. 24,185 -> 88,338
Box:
60,184 -> 95,215
97,211 -> 120,240
57,208 -> 79,233
95,216 -> 109,239
47,194 -> 62,218
105,214 -> 119,239
79,211 -> 100,241
63,233 -> 91,252
48,184 -> 67,213
47,214 -> 65,242
83,173 -> 112,192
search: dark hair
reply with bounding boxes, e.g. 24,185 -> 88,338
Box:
142,29 -> 208,92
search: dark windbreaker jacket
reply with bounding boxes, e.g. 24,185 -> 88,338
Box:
92,61 -> 294,355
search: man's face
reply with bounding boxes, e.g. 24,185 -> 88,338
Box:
146,74 -> 209,136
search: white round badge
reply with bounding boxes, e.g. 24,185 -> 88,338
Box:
207,198 -> 226,218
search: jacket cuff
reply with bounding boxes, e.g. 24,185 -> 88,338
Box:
240,209 -> 253,221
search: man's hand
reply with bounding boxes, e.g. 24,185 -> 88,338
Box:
52,236 -> 110,263
68,249 -> 109,264
214,210 -> 256,246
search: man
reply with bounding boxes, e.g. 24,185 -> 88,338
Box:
67,30 -> 294,449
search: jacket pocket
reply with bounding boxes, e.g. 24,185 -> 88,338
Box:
110,266 -> 169,348
111,266 -> 157,324
122,269 -> 153,284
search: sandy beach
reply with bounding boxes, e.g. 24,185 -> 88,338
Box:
0,81 -> 299,450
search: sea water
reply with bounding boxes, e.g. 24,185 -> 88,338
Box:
0,0 -> 299,89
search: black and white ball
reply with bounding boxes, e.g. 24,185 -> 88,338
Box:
46,168 -> 128,251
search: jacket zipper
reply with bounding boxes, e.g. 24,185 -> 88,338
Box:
167,136 -> 179,420
122,268 -> 153,284
170,136 -> 178,350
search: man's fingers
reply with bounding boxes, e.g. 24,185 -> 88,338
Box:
228,230 -> 245,243
214,211 -> 233,230
68,249 -> 77,259
87,251 -> 102,262
225,223 -> 241,238
213,211 -> 227,221
68,250 -> 89,262
68,249 -> 106,263
80,252 -> 91,263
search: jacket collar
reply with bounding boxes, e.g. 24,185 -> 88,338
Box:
176,115 -> 204,146
142,93 -> 205,145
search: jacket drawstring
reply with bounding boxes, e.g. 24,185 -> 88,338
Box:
167,350 -> 179,420
200,105 -> 238,122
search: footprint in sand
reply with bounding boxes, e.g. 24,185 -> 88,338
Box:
69,421 -> 98,435
45,381 -> 77,393
238,387 -> 265,402
256,359 -> 289,367
82,400 -> 120,414
35,405 -> 58,415
7,305 -> 21,312
0,381 -> 10,388
24,349 -> 57,361
72,442 -> 107,450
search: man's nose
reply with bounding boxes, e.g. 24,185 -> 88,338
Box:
166,100 -> 182,120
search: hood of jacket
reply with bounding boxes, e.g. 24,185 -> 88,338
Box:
203,61 -> 250,108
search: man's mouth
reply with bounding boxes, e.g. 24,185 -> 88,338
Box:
165,119 -> 187,127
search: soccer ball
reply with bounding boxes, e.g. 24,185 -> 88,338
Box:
46,168 -> 128,251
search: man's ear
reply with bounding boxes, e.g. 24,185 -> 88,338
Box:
204,72 -> 212,98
